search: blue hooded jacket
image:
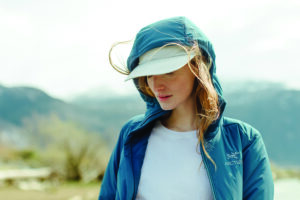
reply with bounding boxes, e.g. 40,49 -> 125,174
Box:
99,16 -> 274,200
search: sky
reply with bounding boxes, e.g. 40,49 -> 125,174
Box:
0,0 -> 299,100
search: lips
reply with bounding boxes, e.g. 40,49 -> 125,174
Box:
157,95 -> 172,101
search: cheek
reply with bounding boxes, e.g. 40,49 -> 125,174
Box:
176,78 -> 195,94
187,76 -> 196,92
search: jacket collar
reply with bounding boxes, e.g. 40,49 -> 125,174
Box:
124,104 -> 169,146
125,96 -> 226,145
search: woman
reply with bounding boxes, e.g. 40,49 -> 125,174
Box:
99,16 -> 274,200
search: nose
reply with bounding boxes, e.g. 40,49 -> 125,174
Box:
150,75 -> 165,92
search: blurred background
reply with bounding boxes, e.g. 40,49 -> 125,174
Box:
0,0 -> 299,199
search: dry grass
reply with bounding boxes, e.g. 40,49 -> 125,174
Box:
0,181 -> 101,200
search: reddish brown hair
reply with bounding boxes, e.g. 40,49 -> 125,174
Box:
137,43 -> 220,168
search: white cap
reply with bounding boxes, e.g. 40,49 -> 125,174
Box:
126,45 -> 195,81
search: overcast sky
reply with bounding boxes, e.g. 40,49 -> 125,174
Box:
0,0 -> 299,100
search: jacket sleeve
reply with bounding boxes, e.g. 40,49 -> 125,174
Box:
242,126 -> 274,200
98,125 -> 127,200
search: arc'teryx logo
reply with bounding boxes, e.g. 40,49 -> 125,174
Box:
225,152 -> 242,166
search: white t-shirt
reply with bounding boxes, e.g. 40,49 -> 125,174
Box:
136,121 -> 213,200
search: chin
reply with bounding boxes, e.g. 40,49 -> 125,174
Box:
159,104 -> 175,111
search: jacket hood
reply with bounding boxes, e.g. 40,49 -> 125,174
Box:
127,16 -> 226,137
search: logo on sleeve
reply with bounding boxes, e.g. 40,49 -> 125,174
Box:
225,152 -> 242,166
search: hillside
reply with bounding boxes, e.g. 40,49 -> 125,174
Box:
71,82 -> 300,167
0,85 -> 65,125
0,82 -> 299,167
223,82 -> 300,167
0,85 -> 145,146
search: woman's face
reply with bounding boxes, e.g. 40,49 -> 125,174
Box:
147,64 -> 196,111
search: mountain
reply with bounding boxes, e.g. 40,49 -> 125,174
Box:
72,81 -> 300,167
0,85 -> 65,125
222,81 -> 300,167
0,85 -> 145,146
0,82 -> 299,167
0,85 -> 80,147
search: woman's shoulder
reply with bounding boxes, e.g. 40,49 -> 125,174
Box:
112,114 -> 146,150
119,114 -> 146,135
221,116 -> 263,146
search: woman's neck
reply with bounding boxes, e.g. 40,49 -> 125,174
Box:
162,99 -> 197,132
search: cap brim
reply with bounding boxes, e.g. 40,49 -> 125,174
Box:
125,53 -> 195,81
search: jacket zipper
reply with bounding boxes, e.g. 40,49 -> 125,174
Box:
200,147 -> 217,200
